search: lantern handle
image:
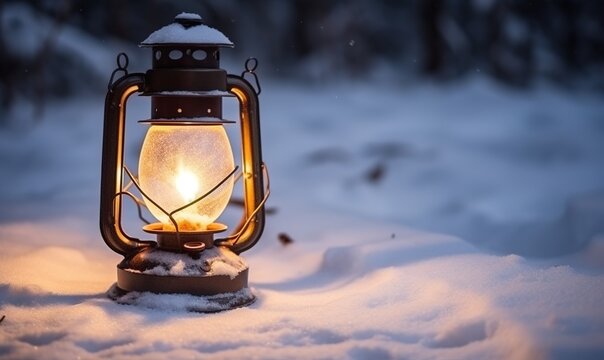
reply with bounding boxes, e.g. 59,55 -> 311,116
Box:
107,52 -> 130,90
241,57 -> 261,95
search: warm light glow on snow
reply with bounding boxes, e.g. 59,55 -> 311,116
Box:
2,41 -> 604,358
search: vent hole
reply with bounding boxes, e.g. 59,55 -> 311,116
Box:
169,50 -> 183,60
192,50 -> 207,61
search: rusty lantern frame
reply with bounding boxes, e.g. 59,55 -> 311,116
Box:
99,15 -> 267,306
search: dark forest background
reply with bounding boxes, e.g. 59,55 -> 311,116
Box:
1,0 -> 604,115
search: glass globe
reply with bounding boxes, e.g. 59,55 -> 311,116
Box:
138,125 -> 235,231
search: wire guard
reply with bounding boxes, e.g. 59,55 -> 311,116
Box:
113,162 -> 270,250
114,165 -> 240,245
241,57 -> 261,95
215,163 -> 270,247
107,53 -> 130,90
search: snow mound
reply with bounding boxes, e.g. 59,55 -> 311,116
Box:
1,68 -> 604,358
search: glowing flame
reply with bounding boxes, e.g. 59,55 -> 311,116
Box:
139,125 -> 235,231
175,168 -> 199,203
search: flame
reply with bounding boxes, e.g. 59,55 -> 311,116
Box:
175,168 -> 199,203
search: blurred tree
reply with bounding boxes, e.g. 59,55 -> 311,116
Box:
0,0 -> 73,121
420,0 -> 444,76
1,0 -> 603,118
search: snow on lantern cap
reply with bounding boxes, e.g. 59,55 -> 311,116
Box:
140,13 -> 234,47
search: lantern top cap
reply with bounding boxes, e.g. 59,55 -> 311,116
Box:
140,13 -> 234,48
175,12 -> 202,21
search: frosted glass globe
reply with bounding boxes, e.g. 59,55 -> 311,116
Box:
138,125 -> 235,231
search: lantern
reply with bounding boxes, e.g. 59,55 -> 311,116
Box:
100,13 -> 268,311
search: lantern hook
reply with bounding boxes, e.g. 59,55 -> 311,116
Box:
107,52 -> 130,90
241,57 -> 261,95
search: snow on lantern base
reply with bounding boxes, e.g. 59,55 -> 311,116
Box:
107,285 -> 255,313
111,245 -> 254,312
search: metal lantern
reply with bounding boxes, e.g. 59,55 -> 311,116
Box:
100,13 -> 267,311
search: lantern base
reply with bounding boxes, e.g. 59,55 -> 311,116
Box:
107,283 -> 255,313
142,222 -> 228,253
109,246 -> 255,312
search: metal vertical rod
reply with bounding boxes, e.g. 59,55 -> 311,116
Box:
227,75 -> 266,254
100,73 -> 154,256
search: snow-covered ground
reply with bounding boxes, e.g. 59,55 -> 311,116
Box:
1,61 -> 604,359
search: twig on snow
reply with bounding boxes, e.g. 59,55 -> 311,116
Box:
278,232 -> 294,246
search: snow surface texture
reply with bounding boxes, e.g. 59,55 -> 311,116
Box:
141,13 -> 233,47
1,32 -> 604,360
